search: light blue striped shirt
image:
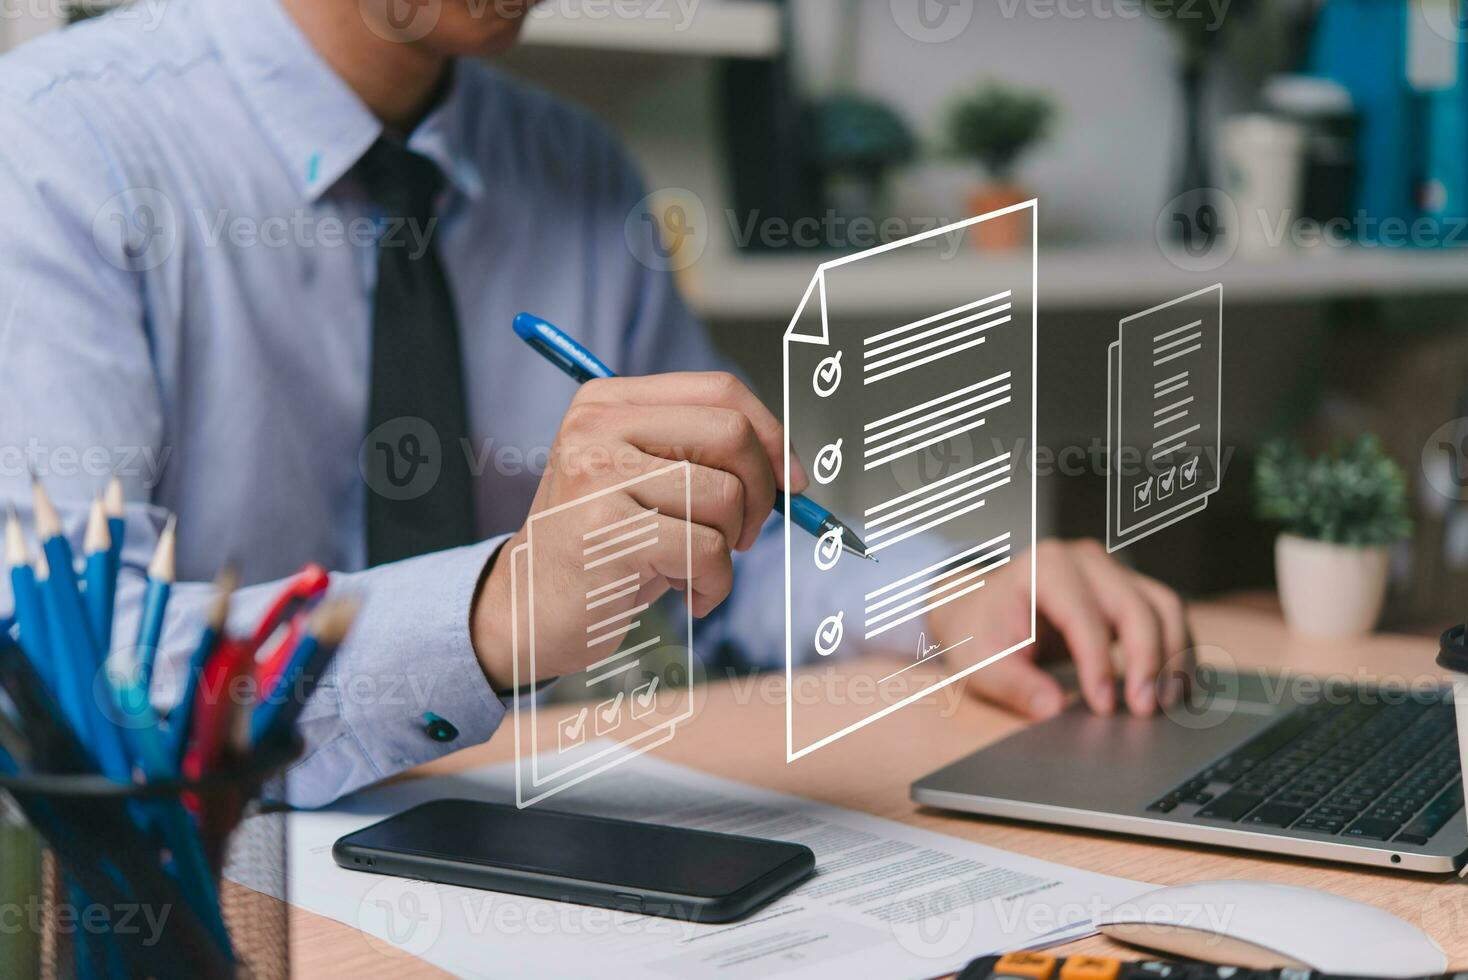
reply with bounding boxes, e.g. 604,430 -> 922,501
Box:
0,0 -> 813,806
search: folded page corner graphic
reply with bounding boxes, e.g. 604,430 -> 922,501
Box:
783,210 -> 1038,761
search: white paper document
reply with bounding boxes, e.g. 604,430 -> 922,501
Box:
256,748 -> 1151,979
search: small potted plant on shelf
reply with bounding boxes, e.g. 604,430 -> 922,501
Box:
812,94 -> 916,233
945,82 -> 1055,250
1254,435 -> 1412,638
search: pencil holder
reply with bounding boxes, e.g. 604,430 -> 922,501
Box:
0,749 -> 294,980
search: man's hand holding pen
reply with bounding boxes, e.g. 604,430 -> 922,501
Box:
470,371 -> 809,690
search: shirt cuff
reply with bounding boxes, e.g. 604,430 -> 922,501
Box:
283,536 -> 510,808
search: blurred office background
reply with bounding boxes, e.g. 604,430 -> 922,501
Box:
6,0 -> 1468,631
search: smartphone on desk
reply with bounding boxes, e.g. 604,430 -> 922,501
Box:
333,799 -> 815,924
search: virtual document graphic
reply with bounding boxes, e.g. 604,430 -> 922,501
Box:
1106,284 -> 1224,553
513,462 -> 696,807
783,202 -> 1038,760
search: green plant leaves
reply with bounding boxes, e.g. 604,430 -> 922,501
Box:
1253,435 -> 1412,547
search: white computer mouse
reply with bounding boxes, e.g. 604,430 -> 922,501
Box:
1096,879 -> 1446,978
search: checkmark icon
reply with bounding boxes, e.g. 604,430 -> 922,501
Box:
631,676 -> 660,719
558,707 -> 589,753
1158,466 -> 1177,500
813,526 -> 843,571
814,611 -> 844,657
812,352 -> 843,398
1180,456 -> 1199,489
595,692 -> 625,736
1134,477 -> 1154,512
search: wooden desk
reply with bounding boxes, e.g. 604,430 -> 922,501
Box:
291,602 -> 1468,977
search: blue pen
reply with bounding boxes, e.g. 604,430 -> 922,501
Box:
512,312 -> 875,562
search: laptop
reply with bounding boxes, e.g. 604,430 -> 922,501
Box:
911,671 -> 1468,874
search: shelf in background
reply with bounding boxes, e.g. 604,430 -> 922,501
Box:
520,0 -> 781,58
683,245 -> 1468,319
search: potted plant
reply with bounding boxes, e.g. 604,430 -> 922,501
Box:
945,82 -> 1055,250
1254,435 -> 1412,637
811,94 -> 916,233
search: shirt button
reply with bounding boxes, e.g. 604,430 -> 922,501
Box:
423,713 -> 458,742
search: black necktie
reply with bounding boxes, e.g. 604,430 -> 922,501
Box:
358,137 -> 477,566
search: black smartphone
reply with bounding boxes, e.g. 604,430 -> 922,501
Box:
332,799 -> 815,924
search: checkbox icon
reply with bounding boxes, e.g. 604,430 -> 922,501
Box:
595,692 -> 625,736
1157,466 -> 1177,500
1133,477 -> 1154,513
558,707 -> 589,753
631,676 -> 660,720
1180,456 -> 1199,490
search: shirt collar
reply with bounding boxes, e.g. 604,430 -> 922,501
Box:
205,0 -> 483,203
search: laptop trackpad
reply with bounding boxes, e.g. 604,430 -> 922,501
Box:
915,692 -> 1288,814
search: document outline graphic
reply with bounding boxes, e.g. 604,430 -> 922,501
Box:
1105,283 -> 1223,553
513,460 -> 693,808
783,200 -> 1038,762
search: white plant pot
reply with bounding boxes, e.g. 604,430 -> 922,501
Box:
1275,533 -> 1391,638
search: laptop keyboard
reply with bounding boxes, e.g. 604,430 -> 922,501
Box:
1148,694 -> 1464,847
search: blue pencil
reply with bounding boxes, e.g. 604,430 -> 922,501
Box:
82,497 -> 113,657
5,504 -> 57,697
171,568 -> 235,765
31,477 -> 132,782
135,515 -> 176,691
249,599 -> 356,746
